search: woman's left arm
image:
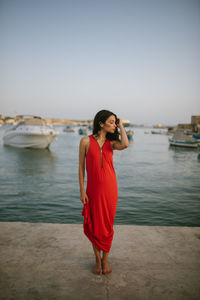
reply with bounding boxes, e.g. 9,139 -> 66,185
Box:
112,118 -> 129,150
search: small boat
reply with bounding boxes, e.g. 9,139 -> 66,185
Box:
192,134 -> 200,140
63,125 -> 75,133
151,130 -> 161,134
79,127 -> 88,135
169,131 -> 200,148
169,138 -> 199,148
151,130 -> 166,134
3,115 -> 58,149
126,130 -> 134,140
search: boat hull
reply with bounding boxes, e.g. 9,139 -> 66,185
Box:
192,134 -> 200,140
169,138 -> 199,148
3,133 -> 56,149
126,130 -> 134,140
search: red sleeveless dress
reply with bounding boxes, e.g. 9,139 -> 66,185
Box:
82,134 -> 118,252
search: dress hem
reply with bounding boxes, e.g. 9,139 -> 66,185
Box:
83,226 -> 111,253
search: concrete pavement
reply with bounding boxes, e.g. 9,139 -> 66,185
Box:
0,222 -> 200,300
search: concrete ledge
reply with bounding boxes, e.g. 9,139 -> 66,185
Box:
0,222 -> 200,300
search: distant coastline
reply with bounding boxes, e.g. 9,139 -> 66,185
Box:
0,115 -> 90,126
1,114 -> 199,131
0,114 -> 172,128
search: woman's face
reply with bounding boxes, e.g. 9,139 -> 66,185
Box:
100,115 -> 117,133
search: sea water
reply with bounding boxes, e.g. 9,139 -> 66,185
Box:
0,125 -> 199,226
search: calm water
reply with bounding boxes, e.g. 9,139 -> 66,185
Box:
0,125 -> 200,226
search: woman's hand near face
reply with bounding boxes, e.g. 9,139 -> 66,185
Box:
116,118 -> 123,128
112,117 -> 129,150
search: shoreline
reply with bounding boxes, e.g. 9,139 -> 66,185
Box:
0,114 -> 171,128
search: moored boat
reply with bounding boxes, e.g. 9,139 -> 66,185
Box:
3,115 -> 58,149
78,127 -> 88,135
126,130 -> 134,140
192,134 -> 200,140
63,125 -> 75,133
151,130 -> 167,134
169,138 -> 199,148
169,130 -> 200,148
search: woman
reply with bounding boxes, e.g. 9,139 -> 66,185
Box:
79,109 -> 129,275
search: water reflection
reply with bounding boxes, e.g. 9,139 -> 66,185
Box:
169,146 -> 196,154
3,145 -> 58,176
168,145 -> 198,159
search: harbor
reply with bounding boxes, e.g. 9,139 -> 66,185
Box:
0,116 -> 199,299
0,123 -> 200,226
0,222 -> 200,300
1,0 -> 199,298
1,114 -> 200,146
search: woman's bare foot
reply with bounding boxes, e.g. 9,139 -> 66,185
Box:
92,244 -> 102,275
101,258 -> 112,275
93,261 -> 102,275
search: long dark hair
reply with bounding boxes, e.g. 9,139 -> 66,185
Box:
92,109 -> 120,141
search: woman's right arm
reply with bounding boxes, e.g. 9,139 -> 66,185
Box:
78,137 -> 89,204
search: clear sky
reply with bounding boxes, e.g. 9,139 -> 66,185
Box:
0,0 -> 199,125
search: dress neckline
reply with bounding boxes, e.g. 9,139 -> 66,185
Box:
91,135 -> 107,150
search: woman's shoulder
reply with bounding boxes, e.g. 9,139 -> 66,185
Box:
80,135 -> 91,145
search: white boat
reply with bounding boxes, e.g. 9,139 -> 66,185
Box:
151,130 -> 167,135
3,115 -> 58,149
169,130 -> 200,148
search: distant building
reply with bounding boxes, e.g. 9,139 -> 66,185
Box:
176,115 -> 200,132
191,116 -> 200,132
122,119 -> 131,127
177,123 -> 192,130
154,124 -> 167,129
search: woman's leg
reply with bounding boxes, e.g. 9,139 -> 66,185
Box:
92,244 -> 102,274
102,251 -> 112,274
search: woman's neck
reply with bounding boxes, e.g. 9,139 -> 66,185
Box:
94,130 -> 107,140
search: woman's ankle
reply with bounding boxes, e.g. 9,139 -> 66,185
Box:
96,257 -> 101,264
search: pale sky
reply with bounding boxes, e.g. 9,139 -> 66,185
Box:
0,0 -> 200,125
